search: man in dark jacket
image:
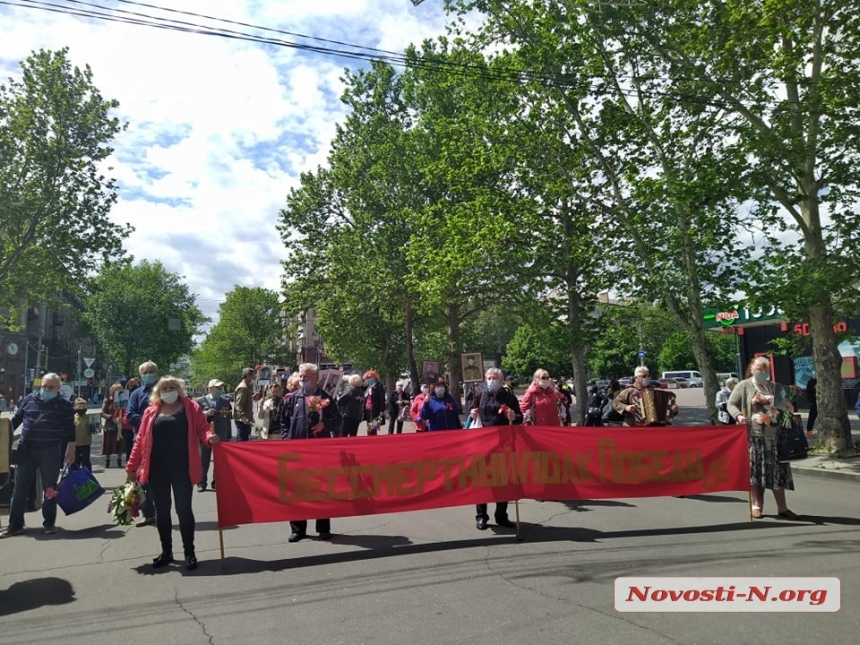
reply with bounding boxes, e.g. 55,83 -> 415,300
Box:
279,363 -> 341,542
125,360 -> 158,526
468,368 -> 523,530
1,373 -> 75,537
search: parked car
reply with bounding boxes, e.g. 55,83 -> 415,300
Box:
659,378 -> 682,389
618,377 -> 633,388
672,377 -> 690,388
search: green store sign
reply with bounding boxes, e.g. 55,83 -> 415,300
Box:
703,306 -> 785,329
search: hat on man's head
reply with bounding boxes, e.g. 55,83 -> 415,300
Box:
208,379 -> 225,388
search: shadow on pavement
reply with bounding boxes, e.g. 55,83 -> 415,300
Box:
0,577 -> 75,616
561,499 -> 637,512
34,524 -> 128,541
679,494 -> 747,504
776,514 -> 860,526
189,521 -> 790,577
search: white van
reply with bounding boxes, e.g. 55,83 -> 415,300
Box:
662,370 -> 703,388
716,372 -> 740,383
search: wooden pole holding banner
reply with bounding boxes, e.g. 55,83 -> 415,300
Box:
219,525 -> 226,570
509,415 -> 525,542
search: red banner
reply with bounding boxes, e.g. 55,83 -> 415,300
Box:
212,425 -> 749,528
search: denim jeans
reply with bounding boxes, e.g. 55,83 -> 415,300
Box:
149,466 -> 195,556
8,444 -> 63,531
235,420 -> 252,442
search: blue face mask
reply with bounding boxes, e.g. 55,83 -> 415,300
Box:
754,372 -> 770,382
301,381 -> 314,393
486,379 -> 501,392
142,373 -> 156,385
40,388 -> 57,401
366,378 -> 376,387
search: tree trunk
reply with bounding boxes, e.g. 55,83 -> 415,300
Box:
446,302 -> 463,408
801,192 -> 852,451
405,297 -> 419,393
808,304 -> 852,451
567,284 -> 588,426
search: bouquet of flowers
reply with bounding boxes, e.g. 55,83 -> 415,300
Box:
781,385 -> 802,429
368,414 -> 385,435
306,396 -> 330,413
306,396 -> 331,435
108,481 -> 146,526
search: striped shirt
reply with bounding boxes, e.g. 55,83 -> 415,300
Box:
11,393 -> 75,447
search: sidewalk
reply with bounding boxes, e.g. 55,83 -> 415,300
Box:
674,405 -> 860,483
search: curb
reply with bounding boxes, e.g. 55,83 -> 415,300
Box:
791,465 -> 860,483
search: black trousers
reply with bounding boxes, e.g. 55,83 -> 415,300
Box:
72,445 -> 92,471
387,415 -> 404,434
341,417 -> 360,437
290,519 -> 330,535
807,405 -> 818,431
476,502 -> 509,521
149,466 -> 195,556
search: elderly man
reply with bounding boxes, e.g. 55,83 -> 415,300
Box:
716,377 -> 739,424
469,368 -> 523,530
195,379 -> 233,492
233,367 -> 259,442
613,366 -> 678,427
126,360 -> 159,527
279,363 -> 341,542
1,373 -> 75,537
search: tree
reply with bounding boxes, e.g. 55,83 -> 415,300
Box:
82,261 -> 206,377
191,286 -> 292,385
658,331 -> 739,376
503,313 -> 572,382
0,48 -> 130,323
567,0 -> 860,450
279,62 -> 419,389
446,0 -> 764,424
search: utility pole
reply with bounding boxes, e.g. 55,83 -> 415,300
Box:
76,345 -> 82,397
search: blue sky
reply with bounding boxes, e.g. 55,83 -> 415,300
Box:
0,0 -> 453,324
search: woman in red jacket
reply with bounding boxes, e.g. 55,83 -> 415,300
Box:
126,376 -> 218,571
520,368 -> 566,426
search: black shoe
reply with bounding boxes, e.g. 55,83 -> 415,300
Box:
184,554 -> 198,570
476,518 -> 489,531
197,484 -> 206,492
152,553 -> 173,568
318,531 -> 332,540
288,532 -> 305,543
495,517 -> 516,528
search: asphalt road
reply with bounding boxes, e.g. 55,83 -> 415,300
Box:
2,438 -> 859,645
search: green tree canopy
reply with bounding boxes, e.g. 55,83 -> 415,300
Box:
82,260 -> 206,377
191,286 -> 292,386
0,48 -> 131,323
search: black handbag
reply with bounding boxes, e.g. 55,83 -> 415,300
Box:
776,414 -> 808,462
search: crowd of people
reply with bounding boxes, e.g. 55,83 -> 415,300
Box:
4,357 -> 821,564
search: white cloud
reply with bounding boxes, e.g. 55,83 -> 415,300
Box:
0,0 -> 450,326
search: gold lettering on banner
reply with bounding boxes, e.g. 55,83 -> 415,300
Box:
277,453 -> 303,503
275,439 -> 722,503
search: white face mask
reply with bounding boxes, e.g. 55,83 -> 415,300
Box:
538,379 -> 550,389
161,391 -> 179,404
434,387 -> 446,398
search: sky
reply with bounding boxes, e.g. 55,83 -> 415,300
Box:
0,0 -> 453,326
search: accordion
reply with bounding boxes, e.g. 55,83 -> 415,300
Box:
632,387 -> 677,426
